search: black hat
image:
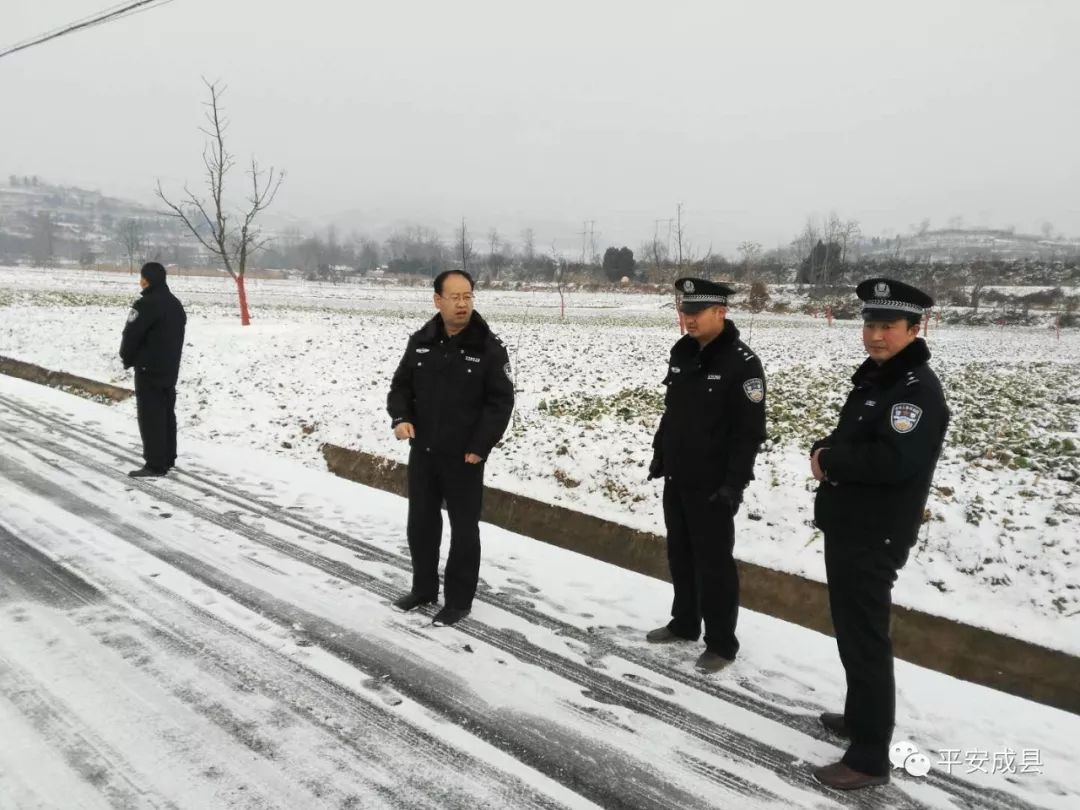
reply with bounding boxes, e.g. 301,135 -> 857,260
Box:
856,277 -> 933,320
675,277 -> 734,314
140,261 -> 167,288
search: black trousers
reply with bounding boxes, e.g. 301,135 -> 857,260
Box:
134,372 -> 177,472
662,483 -> 740,659
406,448 -> 485,609
824,532 -> 908,777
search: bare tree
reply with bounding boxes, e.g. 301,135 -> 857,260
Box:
114,218 -> 145,273
792,216 -> 819,286
820,211 -> 845,286
520,227 -> 536,265
355,235 -> 381,272
969,263 -> 988,313
455,217 -> 474,275
646,221 -> 671,283
674,203 -> 686,269
839,218 -> 861,265
551,241 -> 567,320
736,240 -> 763,281
156,79 -> 284,325
486,228 -> 504,282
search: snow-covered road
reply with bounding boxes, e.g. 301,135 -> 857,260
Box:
0,374 -> 1075,809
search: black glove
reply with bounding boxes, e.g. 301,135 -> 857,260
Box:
647,453 -> 664,480
709,485 -> 741,515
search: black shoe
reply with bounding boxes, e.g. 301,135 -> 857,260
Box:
819,712 -> 851,739
128,466 -> 168,478
645,626 -> 694,644
432,606 -> 470,627
694,650 -> 735,673
392,592 -> 437,612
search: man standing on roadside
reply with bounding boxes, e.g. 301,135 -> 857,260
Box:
120,261 -> 187,478
810,278 -> 949,791
387,270 -> 515,626
646,277 -> 767,673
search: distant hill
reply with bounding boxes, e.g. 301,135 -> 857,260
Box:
859,228 -> 1080,262
0,175 -> 194,267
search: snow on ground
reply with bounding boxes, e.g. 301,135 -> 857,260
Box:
0,372 -> 1077,809
1,267 -> 1079,660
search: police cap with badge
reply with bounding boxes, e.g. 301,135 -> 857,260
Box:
675,277 -> 735,314
857,277 -> 934,321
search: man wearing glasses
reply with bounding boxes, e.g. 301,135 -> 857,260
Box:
387,269 -> 515,626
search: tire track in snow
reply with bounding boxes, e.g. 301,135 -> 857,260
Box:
3,390 -> 1045,810
0,521 -> 103,607
0,448 -> 754,810
0,648 -> 178,810
1,408 -> 915,810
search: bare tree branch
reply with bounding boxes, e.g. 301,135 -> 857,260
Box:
154,79 -> 284,324
155,78 -> 284,285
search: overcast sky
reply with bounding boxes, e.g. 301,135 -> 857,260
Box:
3,0 -> 1078,255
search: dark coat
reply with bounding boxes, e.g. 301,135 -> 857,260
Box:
813,338 -> 949,548
387,311 -> 515,459
652,321 -> 767,493
119,279 -> 187,385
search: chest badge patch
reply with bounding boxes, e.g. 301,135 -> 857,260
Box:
891,403 -> 923,433
742,378 -> 764,403
415,347 -> 430,353
126,308 -> 139,324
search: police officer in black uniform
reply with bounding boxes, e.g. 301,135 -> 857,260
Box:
810,278 -> 949,790
120,262 -> 187,478
646,278 -> 767,673
387,269 -> 515,626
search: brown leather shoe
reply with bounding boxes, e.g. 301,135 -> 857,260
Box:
812,761 -> 889,790
819,711 -> 850,739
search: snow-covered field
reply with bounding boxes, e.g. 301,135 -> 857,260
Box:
1,373 -> 1077,809
2,266 -> 1078,659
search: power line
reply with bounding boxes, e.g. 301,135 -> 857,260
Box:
0,0 -> 176,61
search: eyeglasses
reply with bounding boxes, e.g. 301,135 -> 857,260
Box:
439,293 -> 474,304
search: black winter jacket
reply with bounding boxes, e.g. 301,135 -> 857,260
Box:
119,280 -> 187,385
387,312 -> 514,459
652,322 -> 767,493
813,338 -> 949,548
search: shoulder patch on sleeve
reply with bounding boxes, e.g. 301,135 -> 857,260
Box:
503,361 -> 513,380
126,308 -> 139,324
742,378 -> 764,403
891,403 -> 923,433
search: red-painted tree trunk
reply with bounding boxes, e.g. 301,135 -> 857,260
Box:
235,274 -> 251,325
